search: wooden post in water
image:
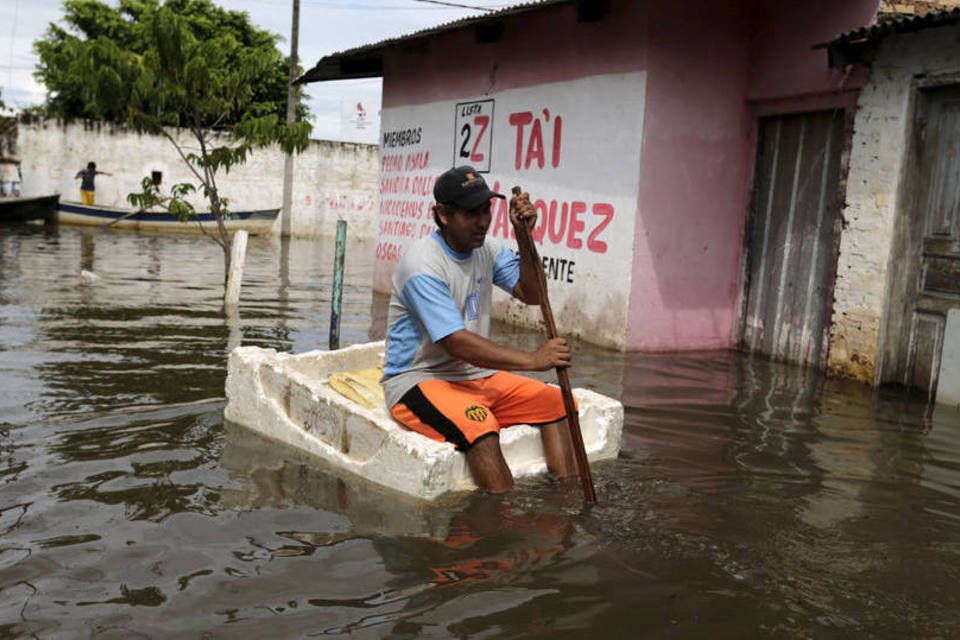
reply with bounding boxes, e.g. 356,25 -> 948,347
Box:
224,230 -> 248,307
280,0 -> 300,237
329,220 -> 347,350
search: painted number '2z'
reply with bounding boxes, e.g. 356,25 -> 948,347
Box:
459,115 -> 490,163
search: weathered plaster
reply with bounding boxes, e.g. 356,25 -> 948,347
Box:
828,23 -> 960,382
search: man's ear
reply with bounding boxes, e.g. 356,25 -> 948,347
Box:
433,203 -> 448,228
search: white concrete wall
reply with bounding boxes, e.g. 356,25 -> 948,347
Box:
828,23 -> 960,382
15,118 -> 379,238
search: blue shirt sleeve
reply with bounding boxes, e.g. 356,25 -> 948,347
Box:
400,274 -> 465,342
492,245 -> 520,293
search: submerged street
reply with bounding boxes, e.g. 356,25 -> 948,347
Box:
0,223 -> 958,638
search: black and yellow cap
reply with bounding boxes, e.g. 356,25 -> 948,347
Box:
433,165 -> 505,210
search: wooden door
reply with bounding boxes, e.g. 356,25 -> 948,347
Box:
882,85 -> 960,396
742,110 -> 845,368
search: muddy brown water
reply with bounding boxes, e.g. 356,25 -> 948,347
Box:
0,223 -> 958,638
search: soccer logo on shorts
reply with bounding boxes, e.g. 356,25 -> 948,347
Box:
464,405 -> 488,422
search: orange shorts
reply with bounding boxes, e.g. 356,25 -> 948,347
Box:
390,371 -> 571,451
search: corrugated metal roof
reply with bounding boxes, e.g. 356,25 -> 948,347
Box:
823,7 -> 960,66
834,6 -> 960,43
296,0 -> 578,84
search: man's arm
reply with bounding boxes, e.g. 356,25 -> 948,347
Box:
440,329 -> 570,371
509,192 -> 541,305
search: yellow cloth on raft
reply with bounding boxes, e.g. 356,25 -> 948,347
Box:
326,367 -> 384,409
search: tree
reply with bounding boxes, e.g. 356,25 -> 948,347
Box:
34,0 -> 311,294
34,0 -> 310,124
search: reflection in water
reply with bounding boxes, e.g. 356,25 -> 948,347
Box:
609,352 -> 960,637
221,420 -> 587,637
80,231 -> 95,273
219,419 -> 452,540
0,223 -> 957,637
47,402 -> 223,522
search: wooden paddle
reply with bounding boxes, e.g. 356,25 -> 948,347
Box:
100,207 -> 146,229
511,186 -> 597,503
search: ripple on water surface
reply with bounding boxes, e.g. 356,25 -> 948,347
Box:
0,224 -> 958,637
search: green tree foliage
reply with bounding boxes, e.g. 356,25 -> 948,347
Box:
35,0 -> 312,294
34,0 -> 310,124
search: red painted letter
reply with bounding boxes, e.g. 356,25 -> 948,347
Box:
548,201 -> 567,244
471,115 -> 489,163
492,193 -> 510,238
532,199 -> 547,244
525,119 -> 545,169
588,203 -> 614,253
567,201 -> 586,249
509,112 -> 533,170
552,116 -> 562,168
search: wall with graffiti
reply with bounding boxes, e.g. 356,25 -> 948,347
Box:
377,73 -> 645,350
14,118 -> 379,238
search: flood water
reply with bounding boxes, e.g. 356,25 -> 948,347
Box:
0,222 -> 958,639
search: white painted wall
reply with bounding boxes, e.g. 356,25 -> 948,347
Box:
377,73 -> 646,350
828,23 -> 960,383
15,118 -> 379,238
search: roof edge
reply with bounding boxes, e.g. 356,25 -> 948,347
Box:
821,7 -> 960,67
296,0 -> 597,84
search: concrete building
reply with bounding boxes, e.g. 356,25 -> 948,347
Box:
300,0 -> 881,357
825,8 -> 960,407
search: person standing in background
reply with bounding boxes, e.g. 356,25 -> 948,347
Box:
74,162 -> 111,205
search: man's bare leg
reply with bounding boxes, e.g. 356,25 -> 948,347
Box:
540,420 -> 578,478
465,434 -> 514,493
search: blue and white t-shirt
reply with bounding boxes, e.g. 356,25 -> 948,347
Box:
381,230 -> 520,408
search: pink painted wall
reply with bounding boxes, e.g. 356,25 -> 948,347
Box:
382,2 -> 648,107
377,0 -> 880,352
626,0 -> 879,351
746,1 -> 876,102
628,0 -> 751,351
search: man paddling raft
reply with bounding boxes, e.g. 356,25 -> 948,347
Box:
381,165 -> 578,493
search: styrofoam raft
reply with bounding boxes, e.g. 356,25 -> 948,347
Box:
224,341 -> 623,500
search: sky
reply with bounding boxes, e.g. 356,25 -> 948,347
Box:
0,0 -> 512,142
